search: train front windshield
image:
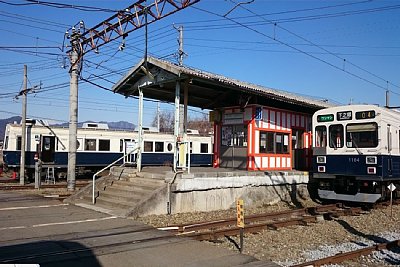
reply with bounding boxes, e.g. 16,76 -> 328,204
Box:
346,123 -> 378,148
315,122 -> 378,149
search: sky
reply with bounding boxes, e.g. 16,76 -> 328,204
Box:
0,0 -> 399,127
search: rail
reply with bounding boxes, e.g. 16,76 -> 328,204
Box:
92,147 -> 139,204
291,239 -> 400,267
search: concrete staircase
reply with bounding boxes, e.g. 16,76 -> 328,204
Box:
67,166 -> 169,218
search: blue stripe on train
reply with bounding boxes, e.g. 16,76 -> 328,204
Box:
312,155 -> 400,179
3,151 -> 212,168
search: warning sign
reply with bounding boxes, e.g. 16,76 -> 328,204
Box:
236,199 -> 244,228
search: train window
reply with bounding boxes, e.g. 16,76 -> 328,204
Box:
315,126 -> 327,147
16,136 -> 22,150
76,139 -> 80,150
201,143 -> 208,153
99,139 -> 110,151
346,123 -> 378,148
329,124 -> 344,149
44,137 -> 51,150
167,143 -> 173,151
155,142 -> 164,152
85,139 -> 97,151
144,141 -> 153,152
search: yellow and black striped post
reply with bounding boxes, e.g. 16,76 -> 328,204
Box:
236,199 -> 244,253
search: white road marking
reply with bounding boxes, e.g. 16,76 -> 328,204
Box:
0,203 -> 69,211
33,216 -> 118,227
0,216 -> 118,231
0,226 -> 27,231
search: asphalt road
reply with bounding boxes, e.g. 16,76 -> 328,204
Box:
0,191 -> 280,267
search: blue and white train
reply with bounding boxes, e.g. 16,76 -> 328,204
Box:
2,121 -> 213,179
312,104 -> 400,203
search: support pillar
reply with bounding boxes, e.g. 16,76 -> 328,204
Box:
173,81 -> 180,172
137,86 -> 143,172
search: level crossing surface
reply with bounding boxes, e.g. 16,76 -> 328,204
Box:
0,191 -> 281,267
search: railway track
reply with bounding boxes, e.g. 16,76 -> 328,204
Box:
291,239 -> 400,267
160,203 -> 367,241
161,201 -> 399,242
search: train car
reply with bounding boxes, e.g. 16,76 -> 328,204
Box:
2,121 -> 213,179
311,104 -> 400,203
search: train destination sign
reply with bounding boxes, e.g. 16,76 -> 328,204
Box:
337,111 -> 352,121
355,110 -> 375,120
317,114 -> 334,122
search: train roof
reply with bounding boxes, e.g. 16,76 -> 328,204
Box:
5,123 -> 210,136
313,104 -> 400,120
314,104 -> 398,114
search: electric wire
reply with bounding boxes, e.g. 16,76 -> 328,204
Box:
189,5 -> 398,95
237,3 -> 400,92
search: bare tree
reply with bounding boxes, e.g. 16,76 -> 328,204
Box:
151,111 -> 212,135
151,110 -> 174,133
188,114 -> 213,135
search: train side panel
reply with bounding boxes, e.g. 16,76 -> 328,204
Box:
2,123 -> 213,178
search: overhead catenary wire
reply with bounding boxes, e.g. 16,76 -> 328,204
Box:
235,2 -> 400,92
189,4 -> 399,96
0,0 -> 118,12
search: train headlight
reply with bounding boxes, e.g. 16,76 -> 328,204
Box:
318,166 -> 325,172
367,167 -> 376,174
366,156 -> 377,164
317,156 -> 326,164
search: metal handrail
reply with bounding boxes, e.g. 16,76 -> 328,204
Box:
92,147 -> 139,204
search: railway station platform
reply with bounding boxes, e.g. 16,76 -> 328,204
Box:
0,190 -> 281,267
68,166 -> 309,218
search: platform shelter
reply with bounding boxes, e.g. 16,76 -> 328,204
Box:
112,57 -> 334,172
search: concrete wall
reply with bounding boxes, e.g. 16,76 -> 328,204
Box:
139,171 -> 310,216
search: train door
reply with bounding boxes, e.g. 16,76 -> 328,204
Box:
124,139 -> 137,164
387,124 -> 393,176
41,135 -> 55,163
292,129 -> 305,170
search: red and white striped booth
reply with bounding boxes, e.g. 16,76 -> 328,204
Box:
212,105 -> 312,171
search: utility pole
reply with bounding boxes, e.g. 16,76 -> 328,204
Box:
67,27 -> 82,191
19,65 -> 27,185
175,25 -> 185,66
385,90 -> 389,107
63,0 -> 199,180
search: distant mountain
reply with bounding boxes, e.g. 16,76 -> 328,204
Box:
0,117 -> 135,141
0,116 -> 21,140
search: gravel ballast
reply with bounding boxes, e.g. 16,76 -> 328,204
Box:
138,200 -> 400,267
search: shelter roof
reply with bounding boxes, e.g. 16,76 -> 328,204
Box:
112,57 -> 335,114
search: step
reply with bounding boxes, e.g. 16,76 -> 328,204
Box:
136,172 -> 170,179
99,190 -> 143,203
110,178 -> 165,189
105,186 -> 154,197
110,167 -> 138,178
83,195 -> 134,210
